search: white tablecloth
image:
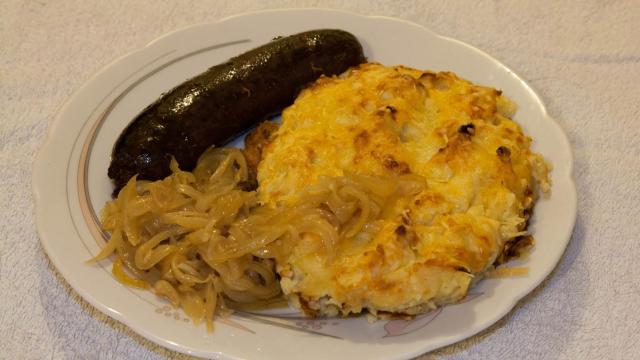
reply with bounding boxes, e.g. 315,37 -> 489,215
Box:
2,1 -> 639,358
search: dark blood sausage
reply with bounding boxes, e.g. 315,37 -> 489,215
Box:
108,29 -> 365,194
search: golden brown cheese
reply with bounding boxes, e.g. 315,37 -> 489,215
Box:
257,63 -> 550,316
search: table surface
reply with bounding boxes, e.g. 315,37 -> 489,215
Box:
2,1 -> 639,359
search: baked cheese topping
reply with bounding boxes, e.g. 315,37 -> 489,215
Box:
258,63 -> 550,316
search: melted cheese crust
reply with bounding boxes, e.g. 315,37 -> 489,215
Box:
258,63 -> 550,316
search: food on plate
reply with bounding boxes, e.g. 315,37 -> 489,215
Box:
96,58 -> 550,328
108,29 -> 365,194
256,63 -> 550,317
93,147 -> 424,329
96,148 -> 280,330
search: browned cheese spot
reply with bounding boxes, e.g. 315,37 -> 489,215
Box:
494,235 -> 534,265
419,72 -> 436,90
306,147 -> 317,164
382,155 -> 411,174
298,296 -> 319,318
458,123 -> 476,136
353,130 -> 369,150
496,146 -> 511,162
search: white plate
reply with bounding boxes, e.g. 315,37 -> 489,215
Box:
33,8 -> 577,360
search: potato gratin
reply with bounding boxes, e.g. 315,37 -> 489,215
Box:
256,63 -> 550,317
